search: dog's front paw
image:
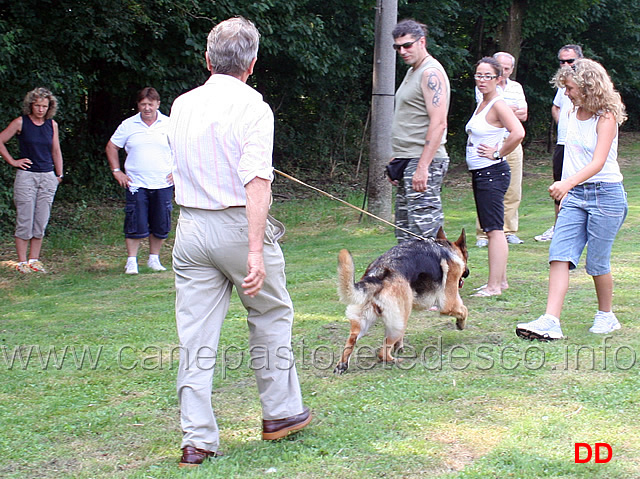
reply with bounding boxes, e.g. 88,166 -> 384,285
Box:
455,305 -> 468,330
333,362 -> 348,375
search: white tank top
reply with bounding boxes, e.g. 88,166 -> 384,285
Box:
563,110 -> 622,183
465,96 -> 506,170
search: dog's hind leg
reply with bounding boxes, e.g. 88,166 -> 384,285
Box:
379,337 -> 399,363
377,282 -> 412,363
333,319 -> 361,375
334,304 -> 376,374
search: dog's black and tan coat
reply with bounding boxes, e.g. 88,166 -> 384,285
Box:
334,228 -> 469,374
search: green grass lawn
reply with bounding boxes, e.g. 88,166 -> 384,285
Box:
1,135 -> 639,478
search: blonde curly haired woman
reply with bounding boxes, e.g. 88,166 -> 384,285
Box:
0,88 -> 64,273
516,59 -> 627,340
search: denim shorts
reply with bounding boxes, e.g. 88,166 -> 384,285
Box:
124,186 -> 174,239
549,182 -> 627,275
471,160 -> 511,232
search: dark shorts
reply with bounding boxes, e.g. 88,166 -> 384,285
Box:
552,144 -> 565,205
471,161 -> 511,233
124,186 -> 174,239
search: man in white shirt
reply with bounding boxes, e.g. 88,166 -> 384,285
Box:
475,51 -> 528,247
535,44 -> 584,242
168,17 -> 310,468
106,87 -> 173,274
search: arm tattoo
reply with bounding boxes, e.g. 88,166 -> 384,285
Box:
427,72 -> 443,108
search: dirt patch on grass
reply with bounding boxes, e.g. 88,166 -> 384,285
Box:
431,425 -> 503,474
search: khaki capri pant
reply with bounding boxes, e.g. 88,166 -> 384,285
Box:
14,169 -> 59,240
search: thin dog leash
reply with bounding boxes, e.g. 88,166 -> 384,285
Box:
274,169 -> 426,241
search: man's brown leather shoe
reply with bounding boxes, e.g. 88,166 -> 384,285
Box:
178,445 -> 223,467
262,407 -> 312,440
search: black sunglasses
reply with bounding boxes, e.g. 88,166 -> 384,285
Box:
393,38 -> 419,51
559,58 -> 576,64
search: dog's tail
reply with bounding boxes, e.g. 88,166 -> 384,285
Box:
337,249 -> 359,304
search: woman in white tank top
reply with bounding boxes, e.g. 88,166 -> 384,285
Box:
516,59 -> 628,341
466,57 -> 524,298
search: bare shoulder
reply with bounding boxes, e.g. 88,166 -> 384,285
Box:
595,112 -> 617,135
1,116 -> 23,138
421,67 -> 447,89
421,68 -> 448,108
597,112 -> 616,124
11,116 -> 23,130
491,98 -> 510,112
492,98 -> 518,119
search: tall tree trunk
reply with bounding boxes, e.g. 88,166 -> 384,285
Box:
498,0 -> 527,75
366,0 -> 397,222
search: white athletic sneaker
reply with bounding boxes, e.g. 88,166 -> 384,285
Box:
476,238 -> 488,248
516,314 -> 564,341
506,234 -> 524,244
147,257 -> 167,272
589,311 -> 621,334
125,259 -> 139,275
28,259 -> 48,273
534,226 -> 554,242
16,262 -> 32,274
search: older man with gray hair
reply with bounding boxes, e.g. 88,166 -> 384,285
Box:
475,51 -> 528,248
169,16 -> 310,468
535,44 -> 585,242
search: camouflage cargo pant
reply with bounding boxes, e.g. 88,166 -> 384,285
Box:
395,156 -> 449,243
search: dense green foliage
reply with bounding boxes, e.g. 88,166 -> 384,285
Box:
1,0 -> 638,232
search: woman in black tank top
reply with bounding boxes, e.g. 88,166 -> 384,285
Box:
0,87 -> 64,273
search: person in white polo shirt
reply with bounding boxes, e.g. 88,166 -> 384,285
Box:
105,87 -> 173,274
534,44 -> 584,242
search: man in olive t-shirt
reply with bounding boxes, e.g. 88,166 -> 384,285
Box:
389,19 -> 451,243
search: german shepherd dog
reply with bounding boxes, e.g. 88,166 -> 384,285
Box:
334,228 -> 469,374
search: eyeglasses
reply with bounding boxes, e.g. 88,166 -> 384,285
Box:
559,58 -> 576,64
473,74 -> 498,81
393,38 -> 419,51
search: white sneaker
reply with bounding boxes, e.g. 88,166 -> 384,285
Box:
147,257 -> 167,272
506,234 -> 524,244
589,311 -> 621,334
28,259 -> 47,273
16,262 -> 32,274
125,260 -> 139,275
516,314 -> 564,341
476,239 -> 488,248
535,226 -> 554,242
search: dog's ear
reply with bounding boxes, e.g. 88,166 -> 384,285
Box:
455,228 -> 466,250
436,226 -> 447,241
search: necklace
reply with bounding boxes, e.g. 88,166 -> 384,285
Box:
413,53 -> 431,70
